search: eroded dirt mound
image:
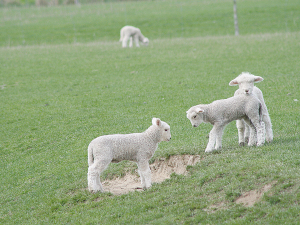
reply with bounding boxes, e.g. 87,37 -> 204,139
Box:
235,181 -> 277,207
203,181 -> 276,213
102,155 -> 200,195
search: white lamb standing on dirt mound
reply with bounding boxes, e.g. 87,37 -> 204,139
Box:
87,118 -> 171,193
229,72 -> 273,146
186,94 -> 265,153
119,25 -> 149,48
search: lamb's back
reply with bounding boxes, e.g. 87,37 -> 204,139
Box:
208,96 -> 254,123
90,132 -> 155,162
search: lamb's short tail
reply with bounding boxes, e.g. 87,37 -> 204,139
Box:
88,145 -> 94,166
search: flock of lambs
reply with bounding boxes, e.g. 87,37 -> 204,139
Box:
87,26 -> 273,193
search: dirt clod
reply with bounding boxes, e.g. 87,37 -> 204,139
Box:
102,155 -> 200,195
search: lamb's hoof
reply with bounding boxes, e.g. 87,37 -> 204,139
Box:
257,142 -> 265,147
266,138 -> 273,143
89,189 -> 103,194
142,186 -> 151,191
205,148 -> 214,153
239,142 -> 245,147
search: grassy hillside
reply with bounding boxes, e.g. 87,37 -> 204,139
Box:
1,0 -> 300,224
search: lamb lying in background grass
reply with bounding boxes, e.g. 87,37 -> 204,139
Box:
87,118 -> 171,193
119,25 -> 149,48
186,95 -> 265,153
229,72 -> 273,145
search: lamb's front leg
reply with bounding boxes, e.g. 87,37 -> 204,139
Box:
236,119 -> 245,146
129,36 -> 133,47
137,160 -> 151,190
133,35 -> 140,47
122,36 -> 129,48
215,125 -> 225,150
205,126 -> 218,153
244,123 -> 250,144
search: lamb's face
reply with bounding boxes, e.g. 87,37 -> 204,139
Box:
160,122 -> 171,142
143,38 -> 149,46
229,72 -> 264,95
186,107 -> 204,127
238,78 -> 255,95
152,118 -> 171,142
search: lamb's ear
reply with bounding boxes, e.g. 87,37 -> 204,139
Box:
229,79 -> 238,86
196,108 -> 204,114
152,118 -> 161,126
254,76 -> 264,83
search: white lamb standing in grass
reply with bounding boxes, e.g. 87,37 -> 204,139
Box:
229,72 -> 273,146
87,118 -> 171,193
119,25 -> 149,48
186,94 -> 265,153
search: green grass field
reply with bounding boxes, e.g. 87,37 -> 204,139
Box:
1,0 -> 300,224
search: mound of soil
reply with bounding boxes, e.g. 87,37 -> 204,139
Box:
102,155 -> 200,195
235,181 -> 276,207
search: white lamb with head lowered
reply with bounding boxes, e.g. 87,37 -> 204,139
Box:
186,94 -> 265,153
229,72 -> 273,146
119,25 -> 149,48
87,118 -> 171,193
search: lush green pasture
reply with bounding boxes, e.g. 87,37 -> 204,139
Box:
1,0 -> 300,224
1,0 -> 300,47
1,32 -> 300,224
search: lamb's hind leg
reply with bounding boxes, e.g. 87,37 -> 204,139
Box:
246,117 -> 265,147
88,159 -> 111,193
244,118 -> 257,146
137,160 -> 151,190
263,114 -> 273,143
255,121 -> 265,146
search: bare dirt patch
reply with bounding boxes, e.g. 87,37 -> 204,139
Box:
102,155 -> 201,195
235,181 -> 277,207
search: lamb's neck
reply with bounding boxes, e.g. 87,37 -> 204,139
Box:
144,126 -> 160,143
201,105 -> 213,124
139,33 -> 145,41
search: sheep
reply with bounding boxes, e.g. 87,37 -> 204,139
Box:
119,25 -> 149,48
229,72 -> 273,146
186,94 -> 265,153
87,118 -> 171,193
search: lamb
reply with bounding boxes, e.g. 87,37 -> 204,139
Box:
87,118 -> 171,193
119,25 -> 149,48
186,94 -> 265,153
229,72 -> 273,146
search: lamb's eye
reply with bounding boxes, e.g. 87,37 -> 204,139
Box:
193,115 -> 197,119
165,129 -> 168,132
